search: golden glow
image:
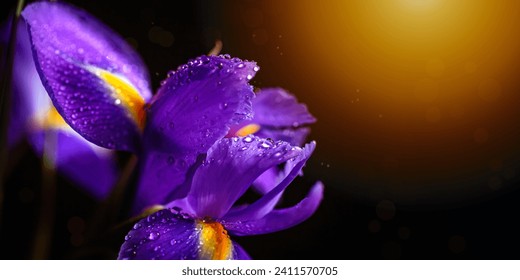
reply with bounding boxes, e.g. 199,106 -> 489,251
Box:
263,0 -> 520,202
197,221 -> 232,260
235,123 -> 261,137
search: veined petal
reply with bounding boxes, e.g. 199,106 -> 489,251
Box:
187,136 -> 305,219
222,141 -> 316,222
252,88 -> 315,128
135,55 -> 256,208
224,182 -> 324,236
29,128 -> 118,200
118,208 -> 244,260
145,55 -> 256,154
22,2 -> 152,151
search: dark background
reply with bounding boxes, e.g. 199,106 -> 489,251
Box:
2,0 -> 520,259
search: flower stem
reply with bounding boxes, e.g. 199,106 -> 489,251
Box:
0,0 -> 25,234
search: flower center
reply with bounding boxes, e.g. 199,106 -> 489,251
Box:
197,220 -> 233,260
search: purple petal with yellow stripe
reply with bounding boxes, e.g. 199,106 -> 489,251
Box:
6,18 -> 118,200
187,136 -> 304,219
134,55 -> 256,210
22,2 -> 152,151
118,208 -> 247,260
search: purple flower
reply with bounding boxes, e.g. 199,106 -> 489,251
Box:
118,136 -> 323,260
21,2 -> 257,209
3,16 -> 118,200
227,88 -> 317,194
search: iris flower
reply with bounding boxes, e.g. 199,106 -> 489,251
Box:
119,135 -> 323,260
3,16 -> 117,199
21,2 -> 257,210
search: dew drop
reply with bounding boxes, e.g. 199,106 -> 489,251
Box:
115,99 -> 122,105
124,234 -> 132,241
219,103 -> 228,110
243,136 -> 253,143
246,74 -> 253,80
253,66 -> 260,72
148,232 -> 160,240
133,223 -> 142,230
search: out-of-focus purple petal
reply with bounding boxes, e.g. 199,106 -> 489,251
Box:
222,141 -> 316,222
22,2 -> 152,151
136,55 -> 256,209
187,136 -> 303,219
119,208 -> 241,260
252,88 -> 315,127
224,182 -> 324,236
30,128 -> 118,200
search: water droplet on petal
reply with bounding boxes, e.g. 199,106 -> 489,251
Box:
253,66 -> 260,72
148,232 -> 160,240
243,136 -> 253,143
124,234 -> 132,241
115,99 -> 122,105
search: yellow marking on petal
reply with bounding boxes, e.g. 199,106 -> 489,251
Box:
235,123 -> 261,137
92,69 -> 146,130
42,106 -> 68,129
197,220 -> 233,260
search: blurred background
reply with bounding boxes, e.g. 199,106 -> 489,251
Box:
2,0 -> 520,259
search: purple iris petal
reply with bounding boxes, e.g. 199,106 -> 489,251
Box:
135,55 -> 256,210
187,136 -> 304,219
252,88 -> 316,128
30,128 -> 118,200
119,208 -> 247,260
4,18 -> 118,200
222,141 -> 316,222
22,2 -> 152,151
224,182 -> 324,236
